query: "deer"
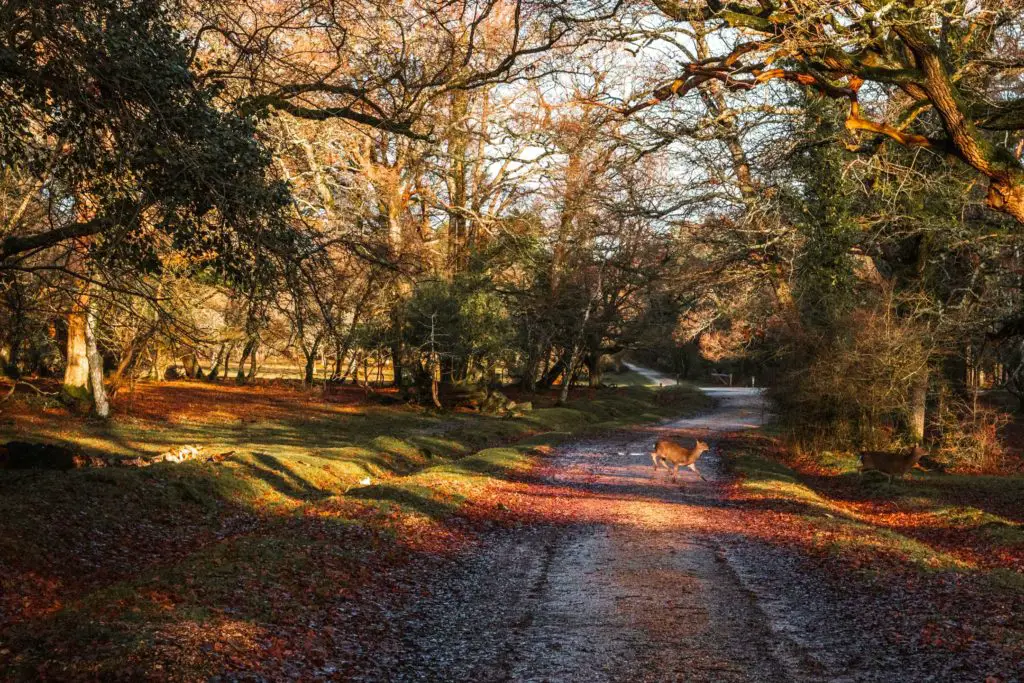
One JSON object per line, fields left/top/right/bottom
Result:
{"left": 858, "top": 445, "right": 927, "bottom": 482}
{"left": 652, "top": 438, "right": 710, "bottom": 482}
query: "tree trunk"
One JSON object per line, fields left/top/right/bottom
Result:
{"left": 183, "top": 352, "right": 204, "bottom": 380}
{"left": 84, "top": 304, "right": 109, "bottom": 418}
{"left": 222, "top": 344, "right": 233, "bottom": 380}
{"left": 910, "top": 370, "right": 928, "bottom": 443}
{"left": 247, "top": 343, "right": 258, "bottom": 381}
{"left": 448, "top": 88, "right": 471, "bottom": 272}
{"left": 521, "top": 339, "right": 548, "bottom": 392}
{"left": 559, "top": 268, "right": 603, "bottom": 404}
{"left": 539, "top": 351, "right": 568, "bottom": 390}
{"left": 375, "top": 349, "right": 385, "bottom": 384}
{"left": 207, "top": 342, "right": 229, "bottom": 381}
{"left": 303, "top": 354, "right": 316, "bottom": 385}
{"left": 585, "top": 353, "right": 603, "bottom": 388}
{"left": 391, "top": 342, "right": 403, "bottom": 388}
{"left": 108, "top": 327, "right": 156, "bottom": 396}
{"left": 63, "top": 296, "right": 91, "bottom": 402}
{"left": 429, "top": 352, "right": 442, "bottom": 409}
{"left": 303, "top": 333, "right": 322, "bottom": 386}
{"left": 340, "top": 353, "right": 359, "bottom": 383}
{"left": 333, "top": 341, "right": 344, "bottom": 379}
{"left": 558, "top": 346, "right": 581, "bottom": 405}
{"left": 453, "top": 355, "right": 471, "bottom": 384}
{"left": 235, "top": 337, "right": 257, "bottom": 383}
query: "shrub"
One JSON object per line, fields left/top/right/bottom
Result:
{"left": 768, "top": 305, "right": 929, "bottom": 451}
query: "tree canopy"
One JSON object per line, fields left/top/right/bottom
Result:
{"left": 638, "top": 0, "right": 1024, "bottom": 222}
{"left": 1, "top": 0, "right": 293, "bottom": 283}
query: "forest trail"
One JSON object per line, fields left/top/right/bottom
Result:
{"left": 365, "top": 383, "right": 837, "bottom": 682}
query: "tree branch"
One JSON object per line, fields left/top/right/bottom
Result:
{"left": 0, "top": 217, "right": 112, "bottom": 263}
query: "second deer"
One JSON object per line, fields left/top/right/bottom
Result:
{"left": 858, "top": 445, "right": 927, "bottom": 482}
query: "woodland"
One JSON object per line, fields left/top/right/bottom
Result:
{"left": 1, "top": 0, "right": 1023, "bottom": 679}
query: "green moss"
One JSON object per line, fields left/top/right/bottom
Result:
{"left": 61, "top": 383, "right": 92, "bottom": 403}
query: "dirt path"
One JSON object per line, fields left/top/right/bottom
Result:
{"left": 361, "top": 388, "right": 843, "bottom": 682}
{"left": 621, "top": 361, "right": 676, "bottom": 386}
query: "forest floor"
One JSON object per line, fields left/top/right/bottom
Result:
{"left": 0, "top": 373, "right": 1021, "bottom": 680}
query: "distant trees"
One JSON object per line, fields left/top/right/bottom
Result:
{"left": 6, "top": 0, "right": 1022, "bottom": 451}
{"left": 0, "top": 0, "right": 690, "bottom": 412}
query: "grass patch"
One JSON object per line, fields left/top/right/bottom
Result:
{"left": 723, "top": 441, "right": 1024, "bottom": 585}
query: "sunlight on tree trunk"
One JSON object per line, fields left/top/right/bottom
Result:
{"left": 63, "top": 300, "right": 90, "bottom": 402}
{"left": 910, "top": 371, "right": 928, "bottom": 444}
{"left": 84, "top": 304, "right": 109, "bottom": 418}
{"left": 63, "top": 291, "right": 109, "bottom": 418}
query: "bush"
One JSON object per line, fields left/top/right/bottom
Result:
{"left": 930, "top": 387, "right": 1010, "bottom": 472}
{"left": 768, "top": 306, "right": 929, "bottom": 451}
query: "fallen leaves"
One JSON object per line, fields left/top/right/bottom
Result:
{"left": 3, "top": 384, "right": 1020, "bottom": 680}
{"left": 713, "top": 434, "right": 1024, "bottom": 680}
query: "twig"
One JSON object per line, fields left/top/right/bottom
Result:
{"left": 0, "top": 380, "right": 60, "bottom": 404}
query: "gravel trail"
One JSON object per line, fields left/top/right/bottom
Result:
{"left": 364, "top": 387, "right": 840, "bottom": 682}
{"left": 340, "top": 377, "right": 1021, "bottom": 683}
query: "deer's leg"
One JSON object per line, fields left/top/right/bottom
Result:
{"left": 689, "top": 463, "right": 706, "bottom": 481}
{"left": 651, "top": 452, "right": 659, "bottom": 469}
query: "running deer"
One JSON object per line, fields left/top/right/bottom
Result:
{"left": 858, "top": 445, "right": 927, "bottom": 482}
{"left": 652, "top": 438, "right": 709, "bottom": 482}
